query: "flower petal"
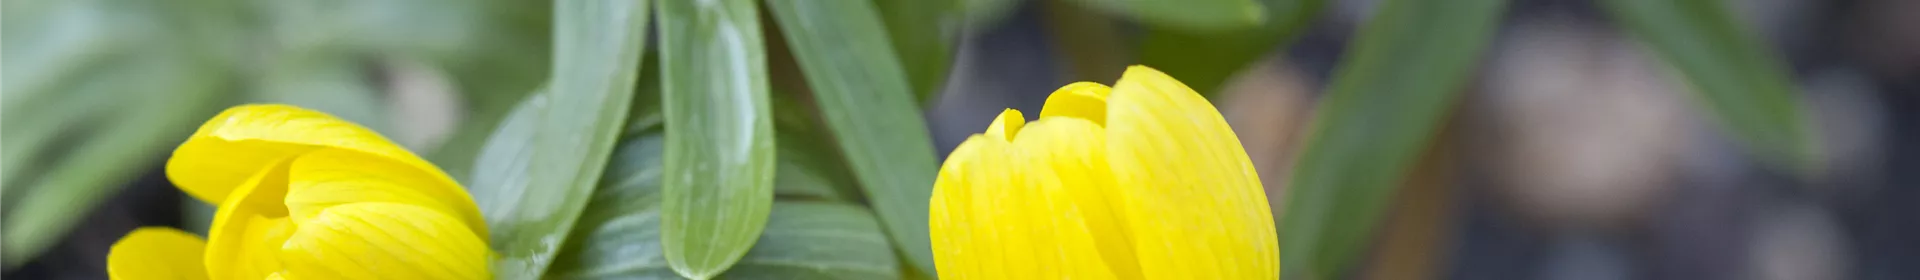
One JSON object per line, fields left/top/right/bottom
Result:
{"left": 278, "top": 202, "right": 490, "bottom": 280}
{"left": 165, "top": 104, "right": 443, "bottom": 206}
{"left": 284, "top": 149, "right": 486, "bottom": 236}
{"left": 982, "top": 109, "right": 1024, "bottom": 141}
{"left": 204, "top": 160, "right": 295, "bottom": 280}
{"left": 108, "top": 227, "right": 209, "bottom": 280}
{"left": 1104, "top": 65, "right": 1278, "bottom": 279}
{"left": 1038, "top": 82, "right": 1112, "bottom": 125}
{"left": 928, "top": 136, "right": 985, "bottom": 279}
{"left": 1011, "top": 117, "right": 1141, "bottom": 279}
{"left": 928, "top": 111, "right": 1119, "bottom": 280}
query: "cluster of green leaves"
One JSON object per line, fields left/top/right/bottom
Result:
{"left": 457, "top": 0, "right": 1330, "bottom": 279}
{"left": 462, "top": 0, "right": 951, "bottom": 279}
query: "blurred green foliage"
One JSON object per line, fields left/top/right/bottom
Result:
{"left": 1, "top": 0, "right": 549, "bottom": 268}
{"left": 1603, "top": 0, "right": 1816, "bottom": 173}
{"left": 1139, "top": 0, "right": 1327, "bottom": 95}
{"left": 1278, "top": 0, "right": 1507, "bottom": 278}
{"left": 3, "top": 0, "right": 232, "bottom": 264}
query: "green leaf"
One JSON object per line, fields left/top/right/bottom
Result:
{"left": 1278, "top": 0, "right": 1505, "bottom": 278}
{"left": 657, "top": 0, "right": 778, "bottom": 278}
{"left": 720, "top": 202, "right": 900, "bottom": 280}
{"left": 771, "top": 128, "right": 860, "bottom": 202}
{"left": 1069, "top": 0, "right": 1265, "bottom": 32}
{"left": 872, "top": 0, "right": 960, "bottom": 103}
{"left": 1601, "top": 0, "right": 1814, "bottom": 171}
{"left": 765, "top": 90, "right": 860, "bottom": 202}
{"left": 1139, "top": 0, "right": 1327, "bottom": 96}
{"left": 635, "top": 92, "right": 861, "bottom": 204}
{"left": 547, "top": 135, "right": 897, "bottom": 280}
{"left": 2, "top": 54, "right": 226, "bottom": 266}
{"left": 766, "top": 0, "right": 941, "bottom": 276}
{"left": 546, "top": 134, "right": 680, "bottom": 280}
{"left": 467, "top": 0, "right": 649, "bottom": 278}
{"left": 554, "top": 200, "right": 899, "bottom": 280}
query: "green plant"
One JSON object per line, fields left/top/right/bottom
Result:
{"left": 1, "top": 0, "right": 1815, "bottom": 279}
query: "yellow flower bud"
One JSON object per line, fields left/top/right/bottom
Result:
{"left": 108, "top": 105, "right": 490, "bottom": 280}
{"left": 930, "top": 66, "right": 1278, "bottom": 279}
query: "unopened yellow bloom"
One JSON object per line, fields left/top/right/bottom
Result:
{"left": 107, "top": 104, "right": 490, "bottom": 280}
{"left": 930, "top": 66, "right": 1278, "bottom": 279}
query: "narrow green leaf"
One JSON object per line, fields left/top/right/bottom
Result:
{"left": 1278, "top": 0, "right": 1505, "bottom": 278}
{"left": 1069, "top": 0, "right": 1266, "bottom": 32}
{"left": 2, "top": 55, "right": 225, "bottom": 265}
{"left": 548, "top": 134, "right": 895, "bottom": 280}
{"left": 766, "top": 0, "right": 941, "bottom": 275}
{"left": 1139, "top": 0, "right": 1327, "bottom": 96}
{"left": 872, "top": 0, "right": 960, "bottom": 103}
{"left": 658, "top": 0, "right": 778, "bottom": 278}
{"left": 1601, "top": 0, "right": 1813, "bottom": 171}
{"left": 467, "top": 0, "right": 649, "bottom": 278}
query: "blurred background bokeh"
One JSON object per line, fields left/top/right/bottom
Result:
{"left": 4, "top": 0, "right": 1916, "bottom": 279}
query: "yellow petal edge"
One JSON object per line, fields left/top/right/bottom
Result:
{"left": 108, "top": 228, "right": 209, "bottom": 280}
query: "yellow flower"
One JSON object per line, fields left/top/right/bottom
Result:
{"left": 929, "top": 66, "right": 1277, "bottom": 279}
{"left": 106, "top": 104, "right": 491, "bottom": 280}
